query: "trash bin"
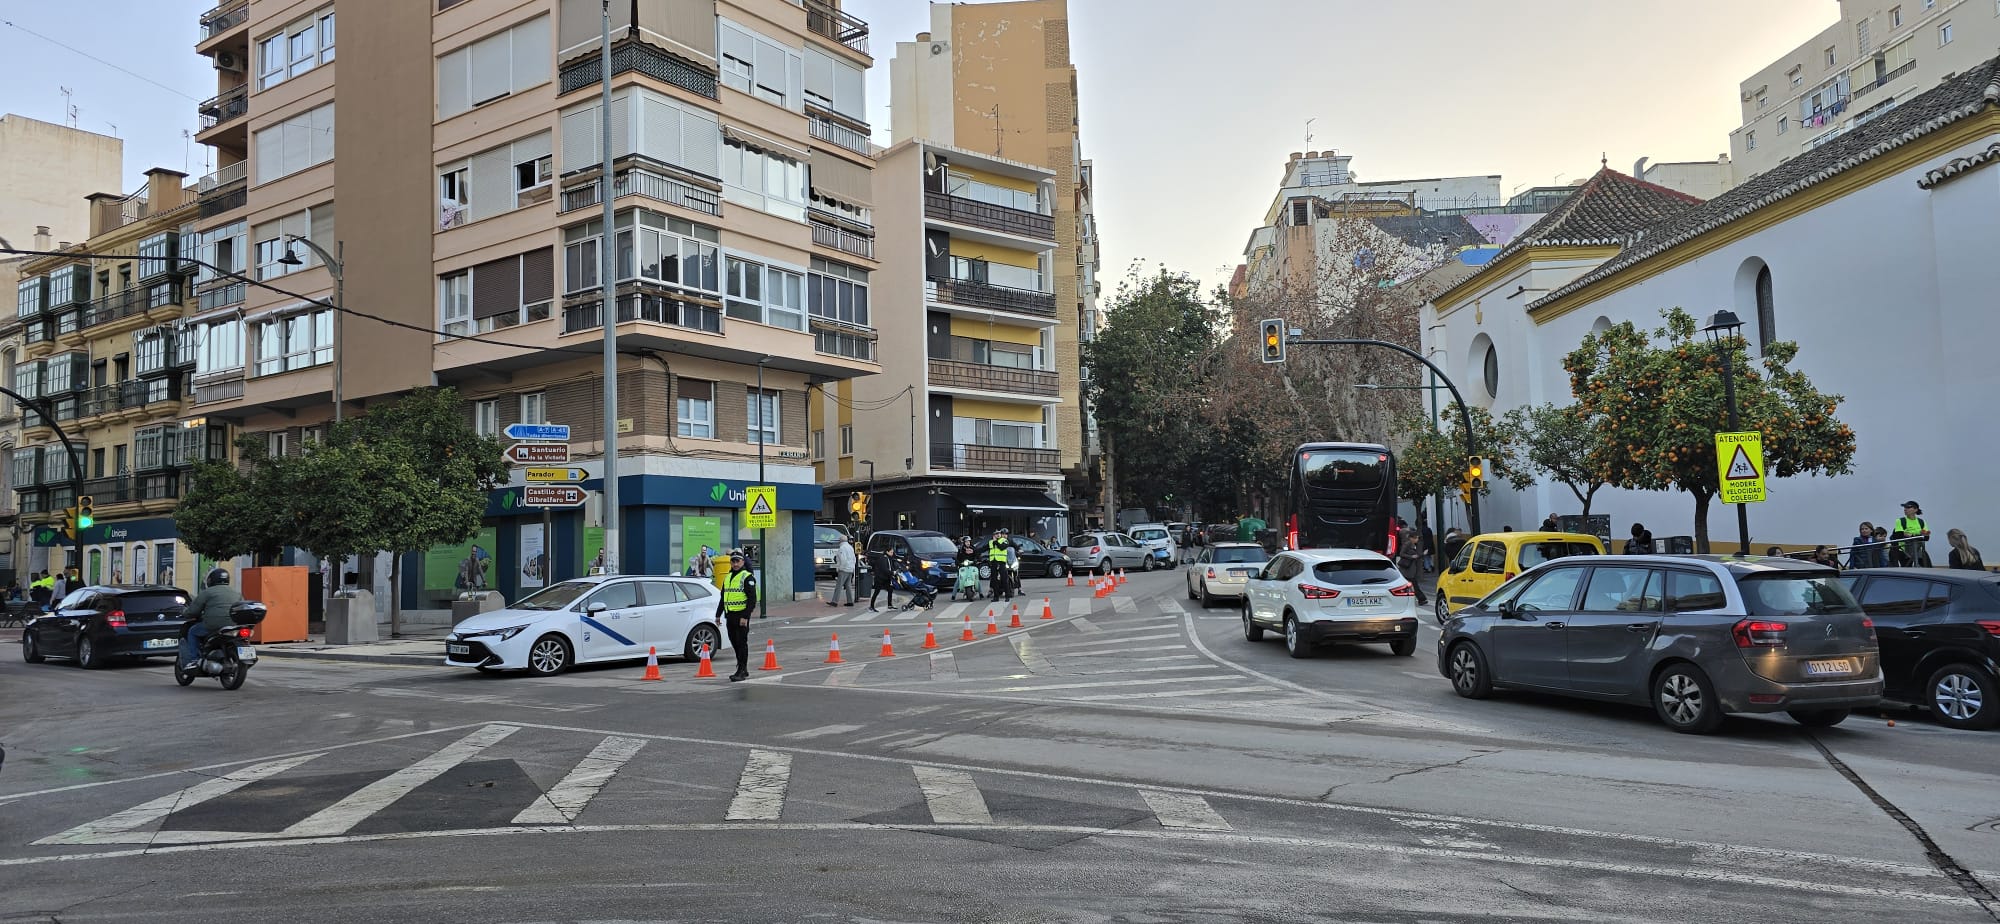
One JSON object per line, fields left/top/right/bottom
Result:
{"left": 451, "top": 591, "right": 506, "bottom": 625}
{"left": 326, "top": 589, "right": 377, "bottom": 645}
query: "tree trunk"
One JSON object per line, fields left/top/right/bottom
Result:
{"left": 1692, "top": 490, "right": 1713, "bottom": 554}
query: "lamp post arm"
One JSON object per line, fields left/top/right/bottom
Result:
{"left": 0, "top": 386, "right": 88, "bottom": 571}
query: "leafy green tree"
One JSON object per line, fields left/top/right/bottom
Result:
{"left": 176, "top": 437, "right": 294, "bottom": 564}
{"left": 1501, "top": 403, "right": 1611, "bottom": 516}
{"left": 1391, "top": 407, "right": 1520, "bottom": 508}
{"left": 1083, "top": 270, "right": 1224, "bottom": 516}
{"left": 1564, "top": 308, "right": 1856, "bottom": 551}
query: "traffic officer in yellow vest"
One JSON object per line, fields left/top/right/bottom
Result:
{"left": 716, "top": 550, "right": 758, "bottom": 681}
{"left": 986, "top": 528, "right": 1015, "bottom": 601}
{"left": 1894, "top": 500, "right": 1933, "bottom": 568}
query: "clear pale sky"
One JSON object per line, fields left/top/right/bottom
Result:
{"left": 2, "top": 1, "right": 1837, "bottom": 292}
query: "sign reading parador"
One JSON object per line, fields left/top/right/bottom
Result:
{"left": 743, "top": 485, "right": 778, "bottom": 530}
{"left": 1714, "top": 431, "right": 1766, "bottom": 504}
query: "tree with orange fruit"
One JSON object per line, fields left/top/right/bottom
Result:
{"left": 1563, "top": 308, "right": 1856, "bottom": 552}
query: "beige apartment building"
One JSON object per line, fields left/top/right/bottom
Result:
{"left": 181, "top": 0, "right": 882, "bottom": 607}
{"left": 1729, "top": 0, "right": 2000, "bottom": 183}
{"left": 0, "top": 114, "right": 124, "bottom": 250}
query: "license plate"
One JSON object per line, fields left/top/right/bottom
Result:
{"left": 1344, "top": 596, "right": 1385, "bottom": 607}
{"left": 1230, "top": 569, "right": 1256, "bottom": 577}
{"left": 1804, "top": 658, "right": 1853, "bottom": 677}
{"left": 447, "top": 643, "right": 471, "bottom": 656}
{"left": 236, "top": 646, "right": 256, "bottom": 660}
{"left": 142, "top": 638, "right": 176, "bottom": 649}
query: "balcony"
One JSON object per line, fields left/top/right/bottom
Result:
{"left": 811, "top": 316, "right": 875, "bottom": 361}
{"left": 80, "top": 471, "right": 183, "bottom": 507}
{"left": 198, "top": 161, "right": 247, "bottom": 195}
{"left": 924, "top": 191, "right": 1055, "bottom": 241}
{"left": 930, "top": 444, "right": 1059, "bottom": 476}
{"left": 928, "top": 359, "right": 1060, "bottom": 397}
{"left": 196, "top": 280, "right": 247, "bottom": 313}
{"left": 929, "top": 277, "right": 1057, "bottom": 318}
{"left": 198, "top": 85, "right": 248, "bottom": 131}
{"left": 82, "top": 285, "right": 173, "bottom": 331}
{"left": 810, "top": 217, "right": 874, "bottom": 259}
{"left": 199, "top": 0, "right": 249, "bottom": 39}
{"left": 562, "top": 288, "right": 724, "bottom": 336}
{"left": 808, "top": 113, "right": 871, "bottom": 156}
{"left": 559, "top": 37, "right": 716, "bottom": 100}
{"left": 560, "top": 163, "right": 722, "bottom": 217}
{"left": 200, "top": 185, "right": 247, "bottom": 219}
{"left": 804, "top": 0, "right": 870, "bottom": 55}
{"left": 192, "top": 370, "right": 246, "bottom": 406}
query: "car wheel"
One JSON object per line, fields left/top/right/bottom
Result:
{"left": 1284, "top": 614, "right": 1311, "bottom": 659}
{"left": 1654, "top": 663, "right": 1724, "bottom": 734}
{"left": 685, "top": 623, "right": 723, "bottom": 663}
{"left": 76, "top": 634, "right": 102, "bottom": 670}
{"left": 1141, "top": 556, "right": 1156, "bottom": 573}
{"left": 1787, "top": 708, "right": 1850, "bottom": 728}
{"left": 1047, "top": 561, "right": 1066, "bottom": 579}
{"left": 1187, "top": 580, "right": 1198, "bottom": 601}
{"left": 22, "top": 632, "right": 44, "bottom": 664}
{"left": 1434, "top": 595, "right": 1450, "bottom": 624}
{"left": 1390, "top": 636, "right": 1418, "bottom": 657}
{"left": 526, "top": 634, "right": 573, "bottom": 677}
{"left": 1200, "top": 584, "right": 1216, "bottom": 609}
{"left": 1447, "top": 642, "right": 1491, "bottom": 698}
{"left": 1927, "top": 664, "right": 1998, "bottom": 730}
{"left": 1242, "top": 604, "right": 1264, "bottom": 642}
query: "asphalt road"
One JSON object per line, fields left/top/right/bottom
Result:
{"left": 2, "top": 569, "right": 1996, "bottom": 923}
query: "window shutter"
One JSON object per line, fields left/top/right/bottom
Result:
{"left": 280, "top": 119, "right": 311, "bottom": 179}
{"left": 805, "top": 48, "right": 835, "bottom": 101}
{"left": 561, "top": 106, "right": 600, "bottom": 172}
{"left": 470, "top": 33, "right": 511, "bottom": 104}
{"left": 514, "top": 131, "right": 552, "bottom": 165}
{"left": 810, "top": 155, "right": 871, "bottom": 206}
{"left": 679, "top": 106, "right": 720, "bottom": 178}
{"left": 473, "top": 256, "right": 521, "bottom": 319}
{"left": 608, "top": 90, "right": 632, "bottom": 159}
{"left": 510, "top": 15, "right": 551, "bottom": 93}
{"left": 642, "top": 96, "right": 682, "bottom": 166}
{"left": 679, "top": 379, "right": 713, "bottom": 402}
{"left": 521, "top": 247, "right": 554, "bottom": 304}
{"left": 311, "top": 104, "right": 336, "bottom": 164}
{"left": 469, "top": 147, "right": 513, "bottom": 220}
{"left": 439, "top": 49, "right": 470, "bottom": 117}
{"left": 309, "top": 205, "right": 335, "bottom": 252}
{"left": 754, "top": 39, "right": 786, "bottom": 93}
{"left": 254, "top": 125, "right": 280, "bottom": 184}
{"left": 833, "top": 59, "right": 865, "bottom": 120}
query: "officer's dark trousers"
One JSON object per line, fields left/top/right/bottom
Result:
{"left": 726, "top": 614, "right": 751, "bottom": 675}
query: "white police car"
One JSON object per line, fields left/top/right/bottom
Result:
{"left": 445, "top": 575, "right": 728, "bottom": 676}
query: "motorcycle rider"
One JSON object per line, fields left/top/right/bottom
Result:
{"left": 179, "top": 567, "right": 243, "bottom": 671}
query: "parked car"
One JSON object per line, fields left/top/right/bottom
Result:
{"left": 1242, "top": 549, "right": 1420, "bottom": 657}
{"left": 1065, "top": 531, "right": 1150, "bottom": 575}
{"left": 21, "top": 585, "right": 195, "bottom": 669}
{"left": 971, "top": 534, "right": 1070, "bottom": 580}
{"left": 1839, "top": 568, "right": 2000, "bottom": 730}
{"left": 813, "top": 523, "right": 850, "bottom": 577}
{"left": 1186, "top": 542, "right": 1271, "bottom": 607}
{"left": 865, "top": 530, "right": 962, "bottom": 585}
{"left": 1437, "top": 556, "right": 1883, "bottom": 734}
{"left": 1435, "top": 531, "right": 1606, "bottom": 621}
{"left": 446, "top": 575, "right": 725, "bottom": 676}
{"left": 1128, "top": 523, "right": 1178, "bottom": 568}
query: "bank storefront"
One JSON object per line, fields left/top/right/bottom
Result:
{"left": 32, "top": 516, "right": 194, "bottom": 592}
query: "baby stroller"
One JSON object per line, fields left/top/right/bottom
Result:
{"left": 894, "top": 566, "right": 942, "bottom": 611}
{"left": 952, "top": 562, "right": 982, "bottom": 602}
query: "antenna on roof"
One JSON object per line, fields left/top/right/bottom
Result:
{"left": 1304, "top": 117, "right": 1315, "bottom": 145}
{"left": 59, "top": 86, "right": 77, "bottom": 127}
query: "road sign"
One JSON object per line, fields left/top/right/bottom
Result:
{"left": 506, "top": 443, "right": 571, "bottom": 465}
{"left": 1715, "top": 431, "right": 1766, "bottom": 504}
{"left": 744, "top": 485, "right": 778, "bottom": 530}
{"left": 525, "top": 467, "right": 587, "bottom": 483}
{"left": 522, "top": 485, "right": 588, "bottom": 508}
{"left": 504, "top": 423, "right": 571, "bottom": 441}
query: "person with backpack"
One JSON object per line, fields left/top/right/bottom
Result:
{"left": 1892, "top": 501, "right": 1933, "bottom": 568}
{"left": 1624, "top": 523, "right": 1655, "bottom": 556}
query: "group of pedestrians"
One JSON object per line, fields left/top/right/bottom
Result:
{"left": 1833, "top": 501, "right": 1983, "bottom": 571}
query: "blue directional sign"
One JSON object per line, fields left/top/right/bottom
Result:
{"left": 503, "top": 423, "right": 570, "bottom": 441}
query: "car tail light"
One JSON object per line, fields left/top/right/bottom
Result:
{"left": 1503, "top": 571, "right": 1516, "bottom": 581}
{"left": 1287, "top": 515, "right": 1299, "bottom": 551}
{"left": 1732, "top": 619, "right": 1789, "bottom": 648}
{"left": 1385, "top": 526, "right": 1398, "bottom": 557}
{"left": 1298, "top": 583, "right": 1341, "bottom": 600}
{"left": 1862, "top": 617, "right": 1877, "bottom": 641}
{"left": 1389, "top": 584, "right": 1416, "bottom": 597}
{"left": 1206, "top": 568, "right": 1217, "bottom": 579}
{"left": 1747, "top": 694, "right": 1786, "bottom": 705}
{"left": 1977, "top": 620, "right": 2000, "bottom": 639}
{"left": 1091, "top": 546, "right": 1101, "bottom": 555}
{"left": 105, "top": 609, "right": 126, "bottom": 628}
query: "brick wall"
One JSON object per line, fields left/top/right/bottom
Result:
{"left": 715, "top": 380, "right": 748, "bottom": 443}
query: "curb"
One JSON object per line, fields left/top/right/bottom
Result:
{"left": 256, "top": 648, "right": 438, "bottom": 667}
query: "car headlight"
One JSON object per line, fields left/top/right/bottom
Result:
{"left": 462, "top": 623, "right": 531, "bottom": 641}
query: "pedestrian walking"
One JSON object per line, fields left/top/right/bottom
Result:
{"left": 1418, "top": 517, "right": 1436, "bottom": 573}
{"left": 866, "top": 544, "right": 897, "bottom": 612}
{"left": 1947, "top": 529, "right": 1985, "bottom": 571}
{"left": 826, "top": 538, "right": 857, "bottom": 606}
{"left": 718, "top": 551, "right": 757, "bottom": 681}
{"left": 52, "top": 571, "right": 69, "bottom": 600}
{"left": 1395, "top": 522, "right": 1428, "bottom": 605}
{"left": 1892, "top": 501, "right": 1933, "bottom": 567}
{"left": 1623, "top": 523, "right": 1656, "bottom": 556}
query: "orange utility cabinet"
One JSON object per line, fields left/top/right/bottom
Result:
{"left": 242, "top": 566, "right": 309, "bottom": 643}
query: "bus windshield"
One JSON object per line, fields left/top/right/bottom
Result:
{"left": 1300, "top": 450, "right": 1386, "bottom": 491}
{"left": 1287, "top": 443, "right": 1397, "bottom": 555}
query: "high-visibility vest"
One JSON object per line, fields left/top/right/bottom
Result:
{"left": 987, "top": 539, "right": 1009, "bottom": 563}
{"left": 1896, "top": 517, "right": 1928, "bottom": 556}
{"left": 721, "top": 570, "right": 751, "bottom": 612}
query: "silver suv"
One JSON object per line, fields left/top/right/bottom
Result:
{"left": 1126, "top": 523, "right": 1178, "bottom": 570}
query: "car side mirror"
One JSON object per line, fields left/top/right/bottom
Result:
{"left": 586, "top": 601, "right": 609, "bottom": 615}
{"left": 1496, "top": 599, "right": 1521, "bottom": 620}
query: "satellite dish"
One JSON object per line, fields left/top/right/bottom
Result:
{"left": 926, "top": 238, "right": 942, "bottom": 257}
{"left": 930, "top": 42, "right": 946, "bottom": 55}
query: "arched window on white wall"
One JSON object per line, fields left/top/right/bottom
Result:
{"left": 1734, "top": 257, "right": 1775, "bottom": 355}
{"left": 1591, "top": 316, "right": 1613, "bottom": 336}
{"left": 1468, "top": 333, "right": 1498, "bottom": 406}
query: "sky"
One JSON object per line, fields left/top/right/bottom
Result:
{"left": 1, "top": 0, "right": 1838, "bottom": 293}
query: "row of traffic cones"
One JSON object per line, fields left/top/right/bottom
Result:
{"left": 650, "top": 595, "right": 1070, "bottom": 680}
{"left": 1089, "top": 569, "right": 1127, "bottom": 599}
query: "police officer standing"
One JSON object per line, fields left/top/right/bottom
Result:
{"left": 716, "top": 551, "right": 758, "bottom": 681}
{"left": 986, "top": 529, "right": 1015, "bottom": 601}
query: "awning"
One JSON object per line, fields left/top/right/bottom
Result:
{"left": 944, "top": 487, "right": 1069, "bottom": 515}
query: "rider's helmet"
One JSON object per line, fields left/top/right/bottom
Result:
{"left": 206, "top": 566, "right": 231, "bottom": 587}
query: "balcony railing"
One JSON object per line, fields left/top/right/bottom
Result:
{"left": 928, "top": 359, "right": 1060, "bottom": 397}
{"left": 200, "top": 0, "right": 249, "bottom": 38}
{"left": 929, "top": 277, "right": 1057, "bottom": 317}
{"left": 198, "top": 160, "right": 247, "bottom": 193}
{"left": 811, "top": 316, "right": 875, "bottom": 361}
{"left": 810, "top": 218, "right": 874, "bottom": 258}
{"left": 200, "top": 185, "right": 247, "bottom": 218}
{"left": 80, "top": 472, "right": 183, "bottom": 506}
{"left": 930, "top": 443, "right": 1059, "bottom": 476}
{"left": 192, "top": 370, "right": 245, "bottom": 406}
{"left": 197, "top": 280, "right": 246, "bottom": 312}
{"left": 82, "top": 285, "right": 171, "bottom": 329}
{"left": 924, "top": 191, "right": 1055, "bottom": 240}
{"left": 808, "top": 113, "right": 871, "bottom": 155}
{"left": 81, "top": 382, "right": 149, "bottom": 418}
{"left": 562, "top": 289, "right": 725, "bottom": 336}
{"left": 804, "top": 0, "right": 870, "bottom": 54}
{"left": 560, "top": 165, "right": 722, "bottom": 217}
{"left": 560, "top": 37, "right": 717, "bottom": 100}
{"left": 199, "top": 85, "right": 249, "bottom": 131}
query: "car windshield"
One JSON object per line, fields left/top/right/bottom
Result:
{"left": 1132, "top": 528, "right": 1168, "bottom": 541}
{"left": 905, "top": 535, "right": 958, "bottom": 561}
{"left": 513, "top": 581, "right": 597, "bottom": 611}
{"left": 1741, "top": 574, "right": 1863, "bottom": 617}
{"left": 1518, "top": 542, "right": 1599, "bottom": 569}
{"left": 813, "top": 526, "right": 846, "bottom": 546}
{"left": 120, "top": 591, "right": 190, "bottom": 613}
{"left": 1213, "top": 547, "right": 1268, "bottom": 565}
{"left": 1312, "top": 559, "right": 1403, "bottom": 585}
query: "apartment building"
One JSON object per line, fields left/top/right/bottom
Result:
{"left": 1728, "top": 0, "right": 2000, "bottom": 183}
{"left": 0, "top": 114, "right": 123, "bottom": 249}
{"left": 10, "top": 169, "right": 210, "bottom": 592}
{"left": 188, "top": 0, "right": 881, "bottom": 607}
{"left": 885, "top": 0, "right": 1101, "bottom": 531}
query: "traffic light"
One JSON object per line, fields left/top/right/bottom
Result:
{"left": 849, "top": 491, "right": 869, "bottom": 522}
{"left": 1259, "top": 318, "right": 1286, "bottom": 364}
{"left": 76, "top": 496, "right": 95, "bottom": 530}
{"left": 61, "top": 507, "right": 79, "bottom": 539}
{"left": 1458, "top": 462, "right": 1483, "bottom": 506}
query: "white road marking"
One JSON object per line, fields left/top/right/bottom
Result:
{"left": 1041, "top": 632, "right": 1181, "bottom": 652}
{"left": 933, "top": 602, "right": 970, "bottom": 625}
{"left": 823, "top": 665, "right": 866, "bottom": 687}
{"left": 1158, "top": 600, "right": 1186, "bottom": 616}
{"left": 1060, "top": 644, "right": 1190, "bottom": 657}
{"left": 1112, "top": 597, "right": 1138, "bottom": 614}
{"left": 1141, "top": 790, "right": 1231, "bottom": 830}
{"left": 959, "top": 675, "right": 1237, "bottom": 694}
{"left": 510, "top": 735, "right": 645, "bottom": 825}
{"left": 1396, "top": 817, "right": 1499, "bottom": 851}
{"left": 1069, "top": 617, "right": 1104, "bottom": 633}
{"left": 912, "top": 766, "right": 992, "bottom": 824}
{"left": 778, "top": 723, "right": 867, "bottom": 740}
{"left": 35, "top": 753, "right": 325, "bottom": 846}
{"left": 281, "top": 724, "right": 519, "bottom": 837}
{"left": 725, "top": 750, "right": 792, "bottom": 821}
{"left": 1065, "top": 685, "right": 1274, "bottom": 702}
{"left": 807, "top": 612, "right": 844, "bottom": 624}
{"left": 847, "top": 609, "right": 885, "bottom": 623}
{"left": 1057, "top": 664, "right": 1230, "bottom": 677}
{"left": 1067, "top": 597, "right": 1093, "bottom": 616}
{"left": 1009, "top": 636, "right": 1057, "bottom": 674}
{"left": 929, "top": 651, "right": 958, "bottom": 681}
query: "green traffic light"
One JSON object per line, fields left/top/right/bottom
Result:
{"left": 77, "top": 513, "right": 93, "bottom": 529}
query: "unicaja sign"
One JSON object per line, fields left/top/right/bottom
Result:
{"left": 710, "top": 483, "right": 746, "bottom": 503}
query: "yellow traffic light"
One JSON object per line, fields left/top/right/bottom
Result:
{"left": 76, "top": 495, "right": 95, "bottom": 530}
{"left": 850, "top": 492, "right": 869, "bottom": 521}
{"left": 1259, "top": 319, "right": 1286, "bottom": 364}
{"left": 61, "top": 506, "right": 78, "bottom": 539}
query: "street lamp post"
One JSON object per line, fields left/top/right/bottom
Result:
{"left": 756, "top": 356, "right": 768, "bottom": 619}
{"left": 276, "top": 237, "right": 342, "bottom": 422}
{"left": 1703, "top": 310, "right": 1752, "bottom": 557}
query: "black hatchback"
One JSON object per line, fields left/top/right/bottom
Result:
{"left": 21, "top": 585, "right": 194, "bottom": 669}
{"left": 1839, "top": 569, "right": 2000, "bottom": 730}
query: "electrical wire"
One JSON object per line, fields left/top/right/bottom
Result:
{"left": 2, "top": 19, "right": 202, "bottom": 102}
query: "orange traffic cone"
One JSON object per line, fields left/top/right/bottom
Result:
{"left": 1118, "top": 568, "right": 1127, "bottom": 586}
{"left": 759, "top": 638, "right": 781, "bottom": 671}
{"left": 694, "top": 643, "right": 716, "bottom": 678}
{"left": 642, "top": 646, "right": 663, "bottom": 681}
{"left": 922, "top": 622, "right": 939, "bottom": 649}
{"left": 961, "top": 613, "right": 976, "bottom": 641}
{"left": 1041, "top": 598, "right": 1054, "bottom": 620}
{"left": 985, "top": 608, "right": 1000, "bottom": 635}
{"left": 825, "top": 633, "right": 845, "bottom": 664}
{"left": 879, "top": 629, "right": 895, "bottom": 657}
{"left": 1065, "top": 571, "right": 1075, "bottom": 588}
{"left": 1009, "top": 604, "right": 1023, "bottom": 628}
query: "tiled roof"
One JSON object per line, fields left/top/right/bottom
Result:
{"left": 1491, "top": 168, "right": 1704, "bottom": 258}
{"left": 1533, "top": 55, "right": 2000, "bottom": 311}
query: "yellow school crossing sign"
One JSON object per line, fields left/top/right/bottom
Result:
{"left": 1715, "top": 431, "right": 1766, "bottom": 504}
{"left": 744, "top": 485, "right": 778, "bottom": 530}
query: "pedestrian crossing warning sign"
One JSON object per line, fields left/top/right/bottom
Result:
{"left": 744, "top": 485, "right": 778, "bottom": 530}
{"left": 1715, "top": 431, "right": 1766, "bottom": 504}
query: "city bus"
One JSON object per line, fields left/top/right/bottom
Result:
{"left": 1284, "top": 442, "right": 1399, "bottom": 555}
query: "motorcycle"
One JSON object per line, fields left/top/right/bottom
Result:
{"left": 175, "top": 601, "right": 267, "bottom": 691}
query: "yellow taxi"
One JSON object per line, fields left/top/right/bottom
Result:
{"left": 1434, "top": 531, "right": 1606, "bottom": 620}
